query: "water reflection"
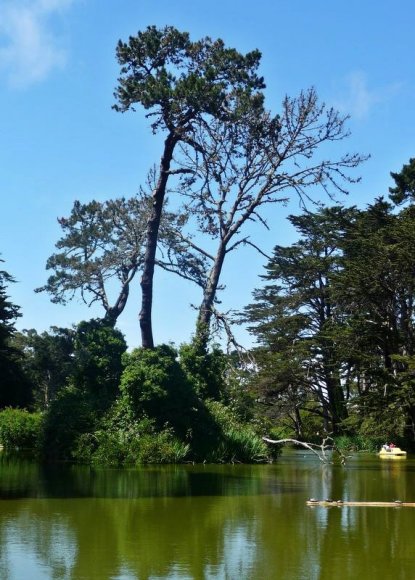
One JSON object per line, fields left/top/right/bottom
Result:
{"left": 0, "top": 455, "right": 296, "bottom": 500}
{"left": 0, "top": 452, "right": 415, "bottom": 578}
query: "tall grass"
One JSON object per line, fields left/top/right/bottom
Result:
{"left": 204, "top": 400, "right": 270, "bottom": 463}
{"left": 334, "top": 434, "right": 383, "bottom": 453}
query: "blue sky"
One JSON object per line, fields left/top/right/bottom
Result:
{"left": 1, "top": 0, "right": 414, "bottom": 349}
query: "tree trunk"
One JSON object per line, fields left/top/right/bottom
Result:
{"left": 293, "top": 406, "right": 303, "bottom": 439}
{"left": 105, "top": 274, "right": 133, "bottom": 327}
{"left": 326, "top": 376, "right": 347, "bottom": 434}
{"left": 195, "top": 243, "right": 226, "bottom": 350}
{"left": 140, "top": 132, "right": 178, "bottom": 348}
{"left": 404, "top": 405, "right": 415, "bottom": 443}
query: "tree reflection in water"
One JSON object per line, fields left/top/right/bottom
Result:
{"left": 0, "top": 453, "right": 415, "bottom": 578}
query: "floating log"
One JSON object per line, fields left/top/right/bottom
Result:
{"left": 307, "top": 499, "right": 415, "bottom": 507}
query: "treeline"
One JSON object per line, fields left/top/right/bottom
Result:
{"left": 2, "top": 158, "right": 415, "bottom": 458}
{"left": 244, "top": 158, "right": 415, "bottom": 448}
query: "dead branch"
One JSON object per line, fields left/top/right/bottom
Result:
{"left": 263, "top": 436, "right": 349, "bottom": 464}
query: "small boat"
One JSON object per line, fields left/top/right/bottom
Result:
{"left": 378, "top": 446, "right": 407, "bottom": 458}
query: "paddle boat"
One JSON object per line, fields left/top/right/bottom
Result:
{"left": 378, "top": 444, "right": 407, "bottom": 458}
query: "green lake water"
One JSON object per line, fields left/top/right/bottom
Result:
{"left": 0, "top": 450, "right": 415, "bottom": 579}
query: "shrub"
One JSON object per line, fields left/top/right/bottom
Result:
{"left": 120, "top": 344, "right": 198, "bottom": 437}
{"left": 136, "top": 429, "right": 190, "bottom": 464}
{"left": 40, "top": 386, "right": 95, "bottom": 460}
{"left": 72, "top": 404, "right": 190, "bottom": 466}
{"left": 0, "top": 408, "right": 43, "bottom": 449}
{"left": 179, "top": 341, "right": 226, "bottom": 400}
{"left": 39, "top": 320, "right": 128, "bottom": 461}
{"left": 71, "top": 319, "right": 127, "bottom": 410}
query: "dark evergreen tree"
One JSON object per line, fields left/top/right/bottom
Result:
{"left": 0, "top": 258, "right": 32, "bottom": 408}
{"left": 243, "top": 207, "right": 355, "bottom": 435}
{"left": 16, "top": 327, "right": 75, "bottom": 409}
{"left": 389, "top": 158, "right": 415, "bottom": 205}
{"left": 244, "top": 191, "right": 415, "bottom": 444}
{"left": 335, "top": 199, "right": 415, "bottom": 440}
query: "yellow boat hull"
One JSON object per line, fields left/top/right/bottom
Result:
{"left": 379, "top": 447, "right": 407, "bottom": 458}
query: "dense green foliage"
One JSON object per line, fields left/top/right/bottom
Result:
{"left": 39, "top": 320, "right": 127, "bottom": 459}
{"left": 203, "top": 400, "right": 270, "bottom": 463}
{"left": 0, "top": 408, "right": 43, "bottom": 449}
{"left": 244, "top": 207, "right": 352, "bottom": 436}
{"left": 389, "top": 157, "right": 415, "bottom": 205}
{"left": 72, "top": 409, "right": 190, "bottom": 466}
{"left": 71, "top": 319, "right": 127, "bottom": 408}
{"left": 119, "top": 345, "right": 199, "bottom": 436}
{"left": 179, "top": 339, "right": 227, "bottom": 400}
{"left": 41, "top": 386, "right": 97, "bottom": 460}
{"left": 77, "top": 344, "right": 270, "bottom": 465}
{"left": 15, "top": 327, "right": 74, "bottom": 409}
{"left": 33, "top": 338, "right": 271, "bottom": 464}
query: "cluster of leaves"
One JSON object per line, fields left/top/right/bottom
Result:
{"left": 38, "top": 320, "right": 127, "bottom": 459}
{"left": 179, "top": 335, "right": 227, "bottom": 400}
{"left": 15, "top": 326, "right": 74, "bottom": 409}
{"left": 119, "top": 344, "right": 200, "bottom": 437}
{"left": 333, "top": 435, "right": 385, "bottom": 454}
{"left": 1, "top": 284, "right": 270, "bottom": 464}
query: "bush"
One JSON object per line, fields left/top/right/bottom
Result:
{"left": 71, "top": 387, "right": 271, "bottom": 465}
{"left": 0, "top": 408, "right": 43, "bottom": 449}
{"left": 41, "top": 341, "right": 272, "bottom": 465}
{"left": 120, "top": 344, "right": 199, "bottom": 437}
{"left": 72, "top": 402, "right": 190, "bottom": 466}
{"left": 136, "top": 429, "right": 190, "bottom": 464}
{"left": 71, "top": 319, "right": 127, "bottom": 410}
{"left": 40, "top": 386, "right": 96, "bottom": 460}
{"left": 38, "top": 320, "right": 128, "bottom": 460}
{"left": 179, "top": 341, "right": 226, "bottom": 400}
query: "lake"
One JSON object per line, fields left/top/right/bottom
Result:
{"left": 0, "top": 450, "right": 414, "bottom": 579}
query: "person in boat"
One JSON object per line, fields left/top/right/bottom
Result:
{"left": 389, "top": 442, "right": 396, "bottom": 448}
{"left": 382, "top": 444, "right": 391, "bottom": 451}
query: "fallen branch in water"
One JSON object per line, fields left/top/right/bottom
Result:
{"left": 262, "top": 437, "right": 349, "bottom": 464}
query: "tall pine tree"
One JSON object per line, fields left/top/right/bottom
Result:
{"left": 0, "top": 258, "right": 32, "bottom": 408}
